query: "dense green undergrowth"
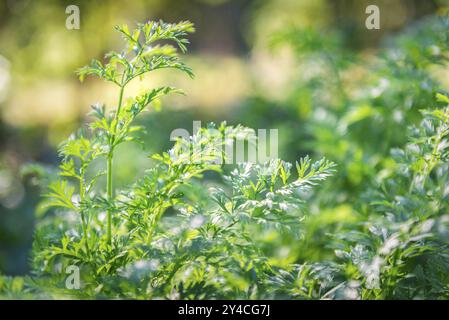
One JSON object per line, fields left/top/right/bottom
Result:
{"left": 1, "top": 17, "right": 449, "bottom": 299}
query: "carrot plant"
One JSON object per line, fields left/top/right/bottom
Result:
{"left": 12, "top": 20, "right": 335, "bottom": 299}
{"left": 268, "top": 101, "right": 449, "bottom": 299}
{"left": 76, "top": 20, "right": 195, "bottom": 246}
{"left": 253, "top": 15, "right": 449, "bottom": 299}
{"left": 6, "top": 15, "right": 447, "bottom": 300}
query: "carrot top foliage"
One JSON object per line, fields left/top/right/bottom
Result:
{"left": 1, "top": 16, "right": 449, "bottom": 299}
{"left": 0, "top": 20, "right": 334, "bottom": 299}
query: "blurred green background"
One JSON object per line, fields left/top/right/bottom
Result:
{"left": 0, "top": 0, "right": 446, "bottom": 275}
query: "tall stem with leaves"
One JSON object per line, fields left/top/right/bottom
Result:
{"left": 106, "top": 84, "right": 124, "bottom": 243}
{"left": 75, "top": 20, "right": 195, "bottom": 245}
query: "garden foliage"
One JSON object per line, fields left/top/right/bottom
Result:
{"left": 1, "top": 17, "right": 449, "bottom": 299}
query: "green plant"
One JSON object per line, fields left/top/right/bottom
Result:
{"left": 326, "top": 102, "right": 449, "bottom": 299}
{"left": 252, "top": 16, "right": 449, "bottom": 299}
{"left": 15, "top": 20, "right": 335, "bottom": 299}
{"left": 5, "top": 14, "right": 448, "bottom": 300}
{"left": 76, "top": 20, "right": 195, "bottom": 246}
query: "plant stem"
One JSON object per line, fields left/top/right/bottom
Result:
{"left": 81, "top": 213, "right": 90, "bottom": 256}
{"left": 79, "top": 175, "right": 90, "bottom": 257}
{"left": 115, "top": 85, "right": 125, "bottom": 122}
{"left": 106, "top": 84, "right": 125, "bottom": 245}
{"left": 106, "top": 154, "right": 113, "bottom": 244}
